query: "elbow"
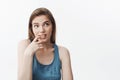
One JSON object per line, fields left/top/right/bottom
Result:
{"left": 17, "top": 72, "right": 25, "bottom": 80}
{"left": 17, "top": 73, "right": 32, "bottom": 80}
{"left": 17, "top": 74, "right": 23, "bottom": 80}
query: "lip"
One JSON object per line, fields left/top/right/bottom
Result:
{"left": 38, "top": 34, "right": 46, "bottom": 39}
{"left": 37, "top": 34, "right": 46, "bottom": 36}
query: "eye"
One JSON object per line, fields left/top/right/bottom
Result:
{"left": 44, "top": 22, "right": 50, "bottom": 27}
{"left": 33, "top": 25, "right": 39, "bottom": 28}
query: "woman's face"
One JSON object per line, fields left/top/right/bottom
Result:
{"left": 32, "top": 15, "right": 52, "bottom": 43}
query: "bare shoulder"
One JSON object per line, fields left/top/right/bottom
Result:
{"left": 58, "top": 45, "right": 69, "bottom": 54}
{"left": 18, "top": 39, "right": 30, "bottom": 48}
{"left": 57, "top": 45, "right": 70, "bottom": 60}
{"left": 17, "top": 39, "right": 31, "bottom": 54}
{"left": 58, "top": 45, "right": 73, "bottom": 79}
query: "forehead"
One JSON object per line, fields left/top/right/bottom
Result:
{"left": 32, "top": 15, "right": 50, "bottom": 24}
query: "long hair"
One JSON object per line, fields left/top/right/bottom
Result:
{"left": 28, "top": 7, "right": 56, "bottom": 43}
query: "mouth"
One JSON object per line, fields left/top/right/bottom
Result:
{"left": 39, "top": 34, "right": 46, "bottom": 39}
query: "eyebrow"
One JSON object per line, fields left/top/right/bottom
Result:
{"left": 43, "top": 21, "right": 50, "bottom": 23}
{"left": 32, "top": 23, "right": 38, "bottom": 25}
{"left": 32, "top": 20, "right": 50, "bottom": 25}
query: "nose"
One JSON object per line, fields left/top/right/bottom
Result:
{"left": 39, "top": 26, "right": 45, "bottom": 33}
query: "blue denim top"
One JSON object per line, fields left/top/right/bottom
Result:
{"left": 32, "top": 44, "right": 61, "bottom": 80}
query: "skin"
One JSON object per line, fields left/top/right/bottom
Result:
{"left": 17, "top": 15, "right": 73, "bottom": 80}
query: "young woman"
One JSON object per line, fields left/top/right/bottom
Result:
{"left": 18, "top": 7, "right": 73, "bottom": 80}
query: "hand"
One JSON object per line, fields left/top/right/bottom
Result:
{"left": 24, "top": 36, "right": 43, "bottom": 56}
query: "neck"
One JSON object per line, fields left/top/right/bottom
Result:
{"left": 39, "top": 42, "right": 54, "bottom": 52}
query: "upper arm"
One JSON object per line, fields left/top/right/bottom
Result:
{"left": 17, "top": 39, "right": 30, "bottom": 75}
{"left": 59, "top": 46, "right": 73, "bottom": 80}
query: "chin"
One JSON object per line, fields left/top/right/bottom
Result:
{"left": 41, "top": 39, "right": 50, "bottom": 43}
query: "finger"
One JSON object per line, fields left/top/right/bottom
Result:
{"left": 37, "top": 43, "right": 44, "bottom": 49}
{"left": 35, "top": 38, "right": 42, "bottom": 43}
{"left": 33, "top": 36, "right": 40, "bottom": 42}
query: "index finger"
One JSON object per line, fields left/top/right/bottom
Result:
{"left": 33, "top": 36, "right": 40, "bottom": 42}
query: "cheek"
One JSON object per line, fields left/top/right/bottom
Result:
{"left": 32, "top": 29, "right": 38, "bottom": 36}
{"left": 47, "top": 28, "right": 52, "bottom": 37}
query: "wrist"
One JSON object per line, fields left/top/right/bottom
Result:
{"left": 24, "top": 48, "right": 34, "bottom": 57}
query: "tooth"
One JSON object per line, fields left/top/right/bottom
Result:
{"left": 41, "top": 35, "right": 45, "bottom": 38}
